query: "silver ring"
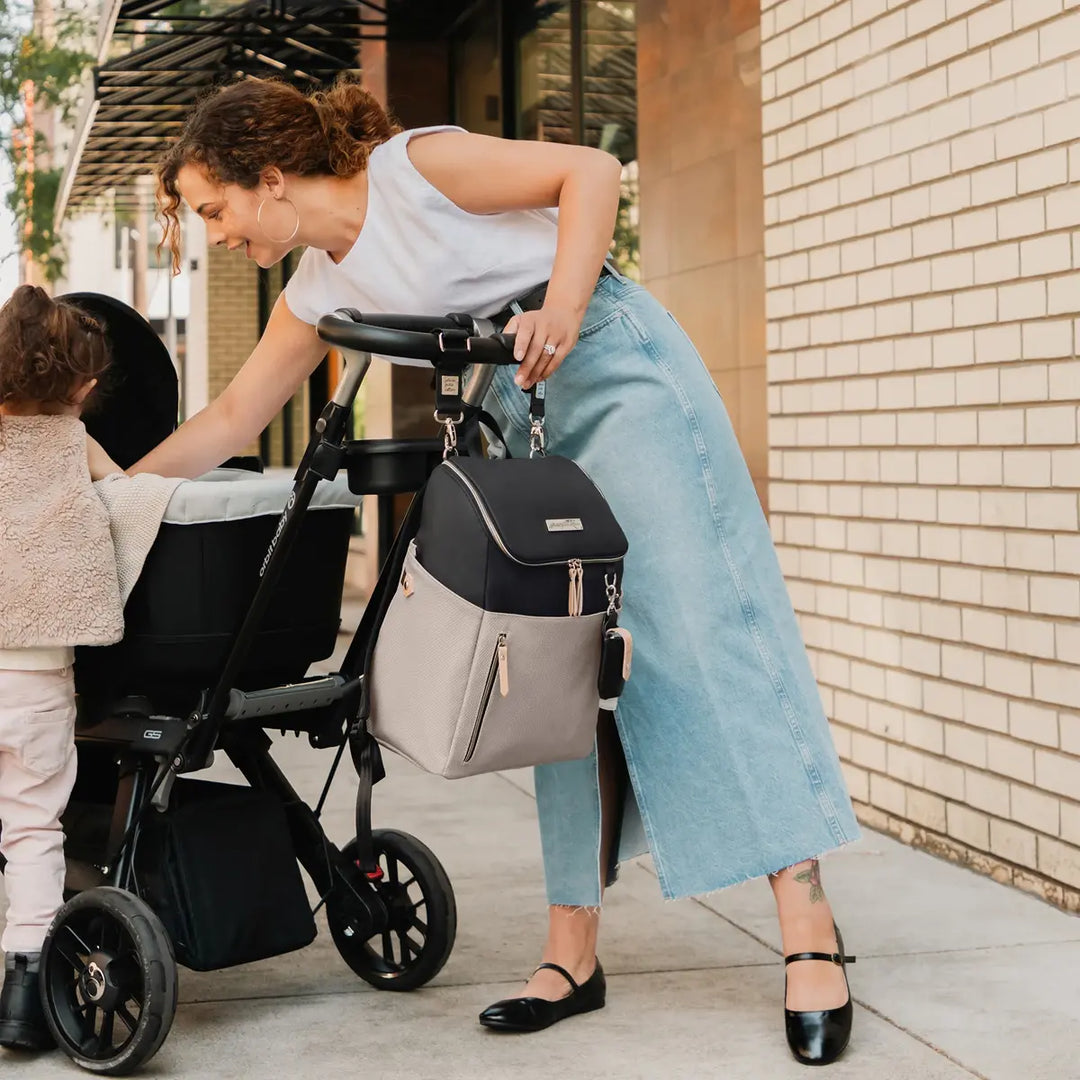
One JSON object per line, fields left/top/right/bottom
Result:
{"left": 542, "top": 343, "right": 556, "bottom": 357}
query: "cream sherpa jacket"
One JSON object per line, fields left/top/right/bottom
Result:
{"left": 0, "top": 415, "right": 180, "bottom": 668}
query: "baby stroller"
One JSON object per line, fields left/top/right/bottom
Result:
{"left": 39, "top": 293, "right": 516, "bottom": 1074}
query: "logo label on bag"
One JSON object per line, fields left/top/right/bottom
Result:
{"left": 441, "top": 374, "right": 460, "bottom": 395}
{"left": 546, "top": 518, "right": 583, "bottom": 532}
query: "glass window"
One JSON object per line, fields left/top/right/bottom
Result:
{"left": 516, "top": 2, "right": 639, "bottom": 279}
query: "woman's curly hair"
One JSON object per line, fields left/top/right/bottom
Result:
{"left": 157, "top": 74, "right": 401, "bottom": 271}
{"left": 0, "top": 285, "right": 110, "bottom": 407}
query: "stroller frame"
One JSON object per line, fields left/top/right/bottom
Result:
{"left": 41, "top": 309, "right": 516, "bottom": 1075}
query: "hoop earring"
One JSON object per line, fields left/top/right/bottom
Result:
{"left": 256, "top": 198, "right": 300, "bottom": 244}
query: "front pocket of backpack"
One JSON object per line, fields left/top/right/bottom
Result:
{"left": 449, "top": 610, "right": 605, "bottom": 778}
{"left": 463, "top": 633, "right": 506, "bottom": 764}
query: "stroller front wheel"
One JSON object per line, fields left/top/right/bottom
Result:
{"left": 39, "top": 887, "right": 178, "bottom": 1076}
{"left": 328, "top": 829, "right": 456, "bottom": 992}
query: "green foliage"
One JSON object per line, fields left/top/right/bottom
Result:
{"left": 610, "top": 174, "right": 640, "bottom": 282}
{"left": 0, "top": 0, "right": 95, "bottom": 281}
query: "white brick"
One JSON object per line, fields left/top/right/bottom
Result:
{"left": 912, "top": 219, "right": 955, "bottom": 258}
{"left": 1020, "top": 234, "right": 1071, "bottom": 276}
{"left": 1011, "top": 783, "right": 1062, "bottom": 834}
{"left": 945, "top": 721, "right": 988, "bottom": 764}
{"left": 1026, "top": 404, "right": 1078, "bottom": 444}
{"left": 955, "top": 288, "right": 1001, "bottom": 329}
{"left": 915, "top": 371, "right": 957, "bottom": 407}
{"left": 998, "top": 115, "right": 1046, "bottom": 162}
{"left": 972, "top": 243, "right": 1020, "bottom": 285}
{"left": 959, "top": 450, "right": 1004, "bottom": 485}
{"left": 978, "top": 408, "right": 1026, "bottom": 445}
{"left": 974, "top": 324, "right": 1023, "bottom": 365}
{"left": 893, "top": 187, "right": 932, "bottom": 228}
{"left": 893, "top": 259, "right": 932, "bottom": 297}
{"left": 1006, "top": 531, "right": 1054, "bottom": 571}
{"left": 1047, "top": 273, "right": 1080, "bottom": 315}
{"left": 927, "top": 20, "right": 970, "bottom": 66}
{"left": 1035, "top": 664, "right": 1080, "bottom": 710}
{"left": 1027, "top": 491, "right": 1079, "bottom": 530}
{"left": 981, "top": 491, "right": 1027, "bottom": 528}
{"left": 1053, "top": 448, "right": 1080, "bottom": 486}
{"left": 998, "top": 281, "right": 1047, "bottom": 321}
{"left": 1023, "top": 321, "right": 1074, "bottom": 360}
{"left": 968, "top": 1, "right": 1015, "bottom": 49}
{"left": 963, "top": 687, "right": 1010, "bottom": 734}
{"left": 1035, "top": 748, "right": 1080, "bottom": 796}
{"left": 1018, "top": 148, "right": 1069, "bottom": 195}
{"left": 985, "top": 653, "right": 1034, "bottom": 698}
{"left": 1010, "top": 700, "right": 1059, "bottom": 748}
{"left": 913, "top": 296, "right": 954, "bottom": 332}
{"left": 990, "top": 821, "right": 1038, "bottom": 866}
{"left": 982, "top": 569, "right": 1031, "bottom": 610}
{"left": 997, "top": 196, "right": 1046, "bottom": 240}
{"left": 1014, "top": 0, "right": 1066, "bottom": 31}
{"left": 991, "top": 28, "right": 1040, "bottom": 78}
{"left": 971, "top": 79, "right": 1017, "bottom": 128}
{"left": 966, "top": 769, "right": 1011, "bottom": 817}
{"left": 1047, "top": 191, "right": 1080, "bottom": 240}
{"left": 962, "top": 607, "right": 1007, "bottom": 649}
{"left": 1045, "top": 101, "right": 1080, "bottom": 153}
{"left": 1016, "top": 63, "right": 1067, "bottom": 113}
{"left": 1003, "top": 448, "right": 1052, "bottom": 486}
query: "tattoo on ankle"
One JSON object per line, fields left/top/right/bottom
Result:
{"left": 794, "top": 860, "right": 824, "bottom": 904}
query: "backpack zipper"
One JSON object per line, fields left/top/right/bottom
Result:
{"left": 464, "top": 633, "right": 509, "bottom": 763}
{"left": 443, "top": 461, "right": 620, "bottom": 569}
{"left": 443, "top": 462, "right": 618, "bottom": 617}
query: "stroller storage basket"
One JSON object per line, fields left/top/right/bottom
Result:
{"left": 133, "top": 778, "right": 316, "bottom": 971}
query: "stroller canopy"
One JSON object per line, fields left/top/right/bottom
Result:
{"left": 59, "top": 292, "right": 178, "bottom": 470}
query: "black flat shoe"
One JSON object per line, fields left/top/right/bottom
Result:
{"left": 479, "top": 961, "right": 606, "bottom": 1033}
{"left": 784, "top": 924, "right": 855, "bottom": 1067}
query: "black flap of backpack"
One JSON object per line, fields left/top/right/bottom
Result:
{"left": 443, "top": 455, "right": 627, "bottom": 565}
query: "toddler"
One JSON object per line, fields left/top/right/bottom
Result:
{"left": 0, "top": 284, "right": 124, "bottom": 1050}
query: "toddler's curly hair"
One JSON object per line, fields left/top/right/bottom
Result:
{"left": 0, "top": 284, "right": 110, "bottom": 407}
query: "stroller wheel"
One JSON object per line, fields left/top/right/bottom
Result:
{"left": 328, "top": 829, "right": 456, "bottom": 992}
{"left": 39, "top": 887, "right": 178, "bottom": 1076}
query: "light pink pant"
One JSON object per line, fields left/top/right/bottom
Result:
{"left": 0, "top": 668, "right": 77, "bottom": 954}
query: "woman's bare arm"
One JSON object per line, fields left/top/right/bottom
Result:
{"left": 129, "top": 295, "right": 326, "bottom": 479}
{"left": 406, "top": 132, "right": 622, "bottom": 387}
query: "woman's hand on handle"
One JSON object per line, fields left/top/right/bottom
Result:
{"left": 504, "top": 302, "right": 581, "bottom": 390}
{"left": 128, "top": 295, "right": 327, "bottom": 479}
{"left": 406, "top": 131, "right": 623, "bottom": 392}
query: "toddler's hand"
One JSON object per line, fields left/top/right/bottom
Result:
{"left": 87, "top": 435, "right": 121, "bottom": 481}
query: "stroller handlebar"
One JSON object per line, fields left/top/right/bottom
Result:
{"left": 317, "top": 309, "right": 518, "bottom": 365}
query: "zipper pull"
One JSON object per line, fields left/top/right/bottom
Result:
{"left": 497, "top": 634, "right": 509, "bottom": 696}
{"left": 567, "top": 559, "right": 584, "bottom": 616}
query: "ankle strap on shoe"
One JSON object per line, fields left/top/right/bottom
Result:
{"left": 532, "top": 962, "right": 580, "bottom": 992}
{"left": 784, "top": 951, "right": 856, "bottom": 966}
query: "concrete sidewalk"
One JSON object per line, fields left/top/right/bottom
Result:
{"left": 13, "top": 615, "right": 1080, "bottom": 1080}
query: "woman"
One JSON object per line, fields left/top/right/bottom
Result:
{"left": 138, "top": 75, "right": 860, "bottom": 1066}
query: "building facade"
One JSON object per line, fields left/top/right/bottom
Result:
{"left": 56, "top": 0, "right": 1080, "bottom": 908}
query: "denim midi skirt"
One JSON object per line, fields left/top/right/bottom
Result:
{"left": 483, "top": 272, "right": 860, "bottom": 906}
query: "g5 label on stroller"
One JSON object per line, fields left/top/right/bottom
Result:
{"left": 38, "top": 294, "right": 518, "bottom": 1075}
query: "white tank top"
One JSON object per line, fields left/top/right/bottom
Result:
{"left": 283, "top": 125, "right": 560, "bottom": 367}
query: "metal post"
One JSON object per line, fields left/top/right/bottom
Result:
{"left": 257, "top": 265, "right": 272, "bottom": 463}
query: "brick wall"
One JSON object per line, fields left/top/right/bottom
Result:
{"left": 760, "top": 0, "right": 1080, "bottom": 909}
